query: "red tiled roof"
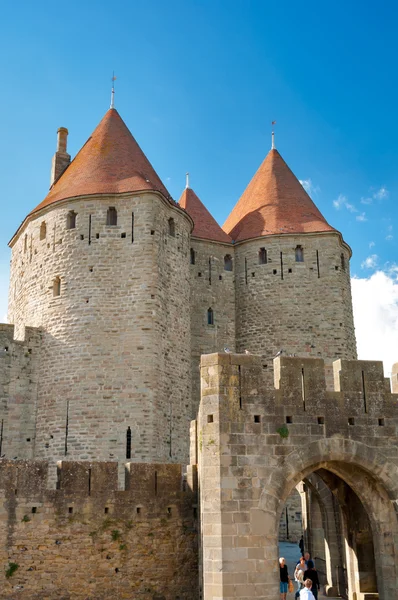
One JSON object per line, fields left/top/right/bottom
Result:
{"left": 30, "top": 109, "right": 170, "bottom": 215}
{"left": 223, "top": 149, "right": 336, "bottom": 242}
{"left": 179, "top": 187, "right": 232, "bottom": 244}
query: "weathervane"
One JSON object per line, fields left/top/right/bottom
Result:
{"left": 110, "top": 72, "right": 117, "bottom": 109}
{"left": 271, "top": 120, "right": 276, "bottom": 149}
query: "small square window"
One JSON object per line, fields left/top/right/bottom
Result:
{"left": 136, "top": 507, "right": 141, "bottom": 514}
{"left": 288, "top": 268, "right": 292, "bottom": 273}
{"left": 317, "top": 417, "right": 325, "bottom": 425}
{"left": 121, "top": 232, "right": 126, "bottom": 238}
{"left": 207, "top": 414, "right": 214, "bottom": 423}
{"left": 378, "top": 418, "right": 385, "bottom": 426}
{"left": 104, "top": 507, "right": 109, "bottom": 514}
{"left": 348, "top": 417, "right": 355, "bottom": 426}
{"left": 273, "top": 269, "right": 277, "bottom": 275}
{"left": 254, "top": 415, "right": 261, "bottom": 423}
{"left": 286, "top": 416, "right": 293, "bottom": 424}
{"left": 32, "top": 507, "right": 37, "bottom": 514}
{"left": 68, "top": 507, "right": 73, "bottom": 514}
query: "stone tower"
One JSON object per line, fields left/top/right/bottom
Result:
{"left": 179, "top": 183, "right": 235, "bottom": 411}
{"left": 223, "top": 146, "right": 357, "bottom": 386}
{"left": 7, "top": 108, "right": 193, "bottom": 467}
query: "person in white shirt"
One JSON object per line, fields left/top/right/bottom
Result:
{"left": 300, "top": 579, "right": 315, "bottom": 599}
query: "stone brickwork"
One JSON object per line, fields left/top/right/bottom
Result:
{"left": 197, "top": 352, "right": 398, "bottom": 600}
{"left": 234, "top": 233, "right": 357, "bottom": 388}
{"left": 189, "top": 239, "right": 235, "bottom": 416}
{"left": 0, "top": 460, "right": 198, "bottom": 599}
{"left": 278, "top": 488, "right": 302, "bottom": 543}
{"left": 0, "top": 325, "right": 41, "bottom": 461}
{"left": 8, "top": 193, "right": 192, "bottom": 467}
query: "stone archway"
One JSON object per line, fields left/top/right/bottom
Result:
{"left": 260, "top": 439, "right": 398, "bottom": 599}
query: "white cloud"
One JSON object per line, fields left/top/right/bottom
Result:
{"left": 299, "top": 178, "right": 320, "bottom": 196}
{"left": 356, "top": 212, "right": 367, "bottom": 222}
{"left": 373, "top": 186, "right": 389, "bottom": 200}
{"left": 369, "top": 241, "right": 375, "bottom": 248}
{"left": 352, "top": 270, "right": 398, "bottom": 375}
{"left": 386, "top": 234, "right": 394, "bottom": 241}
{"left": 332, "top": 194, "right": 357, "bottom": 212}
{"left": 361, "top": 254, "right": 378, "bottom": 269}
{"left": 361, "top": 186, "right": 389, "bottom": 205}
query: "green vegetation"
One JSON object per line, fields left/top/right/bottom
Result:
{"left": 6, "top": 563, "right": 19, "bottom": 578}
{"left": 276, "top": 424, "right": 290, "bottom": 438}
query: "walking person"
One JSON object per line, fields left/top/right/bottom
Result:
{"left": 303, "top": 560, "right": 320, "bottom": 600}
{"left": 299, "top": 536, "right": 304, "bottom": 556}
{"left": 294, "top": 556, "right": 306, "bottom": 598}
{"left": 300, "top": 579, "right": 316, "bottom": 599}
{"left": 279, "top": 557, "right": 290, "bottom": 600}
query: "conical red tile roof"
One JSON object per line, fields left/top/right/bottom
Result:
{"left": 223, "top": 149, "right": 336, "bottom": 242}
{"left": 179, "top": 187, "right": 232, "bottom": 244}
{"left": 31, "top": 109, "right": 170, "bottom": 215}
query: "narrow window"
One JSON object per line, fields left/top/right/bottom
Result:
{"left": 207, "top": 307, "right": 214, "bottom": 326}
{"left": 295, "top": 245, "right": 304, "bottom": 262}
{"left": 106, "top": 207, "right": 117, "bottom": 226}
{"left": 131, "top": 212, "right": 134, "bottom": 243}
{"left": 224, "top": 254, "right": 233, "bottom": 271}
{"left": 190, "top": 248, "right": 195, "bottom": 265}
{"left": 341, "top": 253, "right": 346, "bottom": 271}
{"left": 53, "top": 277, "right": 61, "bottom": 297}
{"left": 168, "top": 217, "right": 175, "bottom": 237}
{"left": 208, "top": 257, "right": 212, "bottom": 284}
{"left": 24, "top": 234, "right": 28, "bottom": 253}
{"left": 126, "top": 426, "right": 132, "bottom": 459}
{"left": 66, "top": 211, "right": 77, "bottom": 230}
{"left": 258, "top": 247, "right": 267, "bottom": 264}
{"left": 40, "top": 222, "right": 47, "bottom": 240}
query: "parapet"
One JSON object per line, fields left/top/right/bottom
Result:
{"left": 0, "top": 460, "right": 197, "bottom": 505}
{"left": 200, "top": 352, "right": 398, "bottom": 425}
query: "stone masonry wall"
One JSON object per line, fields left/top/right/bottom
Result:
{"left": 8, "top": 193, "right": 192, "bottom": 468}
{"left": 278, "top": 488, "right": 302, "bottom": 543}
{"left": 189, "top": 239, "right": 235, "bottom": 417}
{"left": 0, "top": 461, "right": 198, "bottom": 600}
{"left": 0, "top": 325, "right": 41, "bottom": 461}
{"left": 197, "top": 352, "right": 398, "bottom": 600}
{"left": 234, "top": 233, "right": 357, "bottom": 388}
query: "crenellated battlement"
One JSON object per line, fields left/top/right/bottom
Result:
{"left": 0, "top": 460, "right": 197, "bottom": 504}
{"left": 0, "top": 460, "right": 198, "bottom": 600}
{"left": 200, "top": 352, "right": 397, "bottom": 417}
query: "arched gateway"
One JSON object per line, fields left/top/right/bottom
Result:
{"left": 196, "top": 352, "right": 398, "bottom": 600}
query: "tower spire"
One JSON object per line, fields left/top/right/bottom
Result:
{"left": 110, "top": 72, "right": 116, "bottom": 109}
{"left": 186, "top": 172, "right": 190, "bottom": 189}
{"left": 271, "top": 120, "right": 276, "bottom": 149}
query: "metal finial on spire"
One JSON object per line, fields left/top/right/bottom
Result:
{"left": 271, "top": 121, "right": 276, "bottom": 149}
{"left": 110, "top": 72, "right": 117, "bottom": 109}
{"left": 185, "top": 172, "right": 190, "bottom": 189}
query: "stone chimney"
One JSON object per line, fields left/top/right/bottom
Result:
{"left": 50, "top": 127, "right": 71, "bottom": 186}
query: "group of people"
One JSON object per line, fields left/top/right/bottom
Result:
{"left": 279, "top": 550, "right": 320, "bottom": 599}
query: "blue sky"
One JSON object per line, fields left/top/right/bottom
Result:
{"left": 0, "top": 0, "right": 397, "bottom": 369}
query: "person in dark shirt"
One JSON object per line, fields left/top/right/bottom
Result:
{"left": 303, "top": 560, "right": 320, "bottom": 600}
{"left": 279, "top": 557, "right": 289, "bottom": 600}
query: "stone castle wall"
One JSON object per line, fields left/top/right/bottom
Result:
{"left": 0, "top": 325, "right": 41, "bottom": 461}
{"left": 0, "top": 460, "right": 198, "bottom": 600}
{"left": 234, "top": 233, "right": 357, "bottom": 387}
{"left": 7, "top": 194, "right": 192, "bottom": 466}
{"left": 197, "top": 352, "right": 398, "bottom": 599}
{"left": 189, "top": 238, "right": 235, "bottom": 416}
